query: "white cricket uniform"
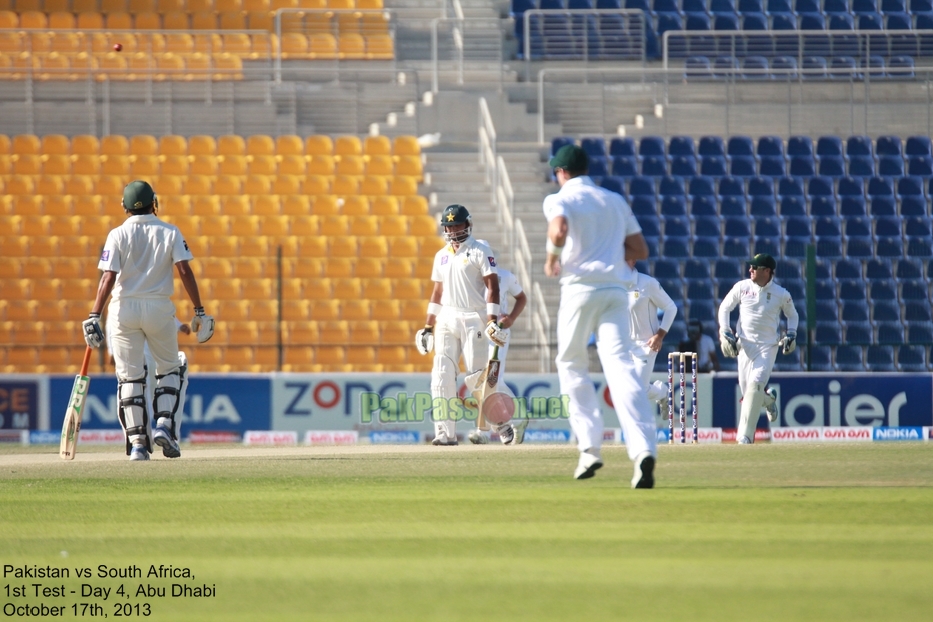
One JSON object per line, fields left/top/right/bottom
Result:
{"left": 718, "top": 278, "right": 799, "bottom": 439}
{"left": 430, "top": 237, "right": 497, "bottom": 439}
{"left": 99, "top": 214, "right": 192, "bottom": 383}
{"left": 543, "top": 175, "right": 657, "bottom": 461}
{"left": 627, "top": 270, "right": 677, "bottom": 402}
{"left": 490, "top": 267, "right": 523, "bottom": 374}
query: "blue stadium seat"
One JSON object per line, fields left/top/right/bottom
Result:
{"left": 766, "top": 0, "right": 794, "bottom": 12}
{"left": 839, "top": 279, "right": 867, "bottom": 301}
{"left": 908, "top": 324, "right": 933, "bottom": 345}
{"left": 887, "top": 56, "right": 915, "bottom": 80}
{"left": 876, "top": 135, "right": 902, "bottom": 158}
{"left": 754, "top": 236, "right": 781, "bottom": 256}
{"left": 815, "top": 259, "right": 834, "bottom": 280}
{"left": 881, "top": 0, "right": 906, "bottom": 10}
{"left": 609, "top": 137, "right": 637, "bottom": 157}
{"left": 690, "top": 195, "right": 719, "bottom": 216}
{"left": 601, "top": 176, "right": 627, "bottom": 198}
{"left": 830, "top": 56, "right": 859, "bottom": 80}
{"left": 788, "top": 155, "right": 816, "bottom": 177}
{"left": 551, "top": 137, "right": 575, "bottom": 158}
{"left": 686, "top": 280, "right": 716, "bottom": 300}
{"left": 750, "top": 195, "right": 778, "bottom": 216}
{"left": 588, "top": 156, "right": 610, "bottom": 178}
{"left": 710, "top": 0, "right": 737, "bottom": 11}
{"left": 686, "top": 57, "right": 711, "bottom": 80}
{"left": 569, "top": 0, "right": 594, "bottom": 7}
{"left": 801, "top": 55, "right": 828, "bottom": 80}
{"left": 780, "top": 196, "right": 808, "bottom": 218}
{"left": 759, "top": 156, "right": 787, "bottom": 177}
{"left": 847, "top": 156, "right": 875, "bottom": 179}
{"left": 659, "top": 175, "right": 686, "bottom": 197}
{"left": 866, "top": 258, "right": 894, "bottom": 280}
{"left": 810, "top": 195, "right": 838, "bottom": 217}
{"left": 846, "top": 237, "right": 874, "bottom": 258}
{"left": 631, "top": 196, "right": 658, "bottom": 216}
{"left": 688, "top": 300, "right": 717, "bottom": 323}
{"left": 795, "top": 0, "right": 820, "bottom": 10}
{"left": 815, "top": 323, "right": 843, "bottom": 346}
{"left": 816, "top": 136, "right": 844, "bottom": 158}
{"left": 814, "top": 300, "right": 839, "bottom": 323}
{"left": 688, "top": 176, "right": 717, "bottom": 198}
{"left": 700, "top": 155, "right": 729, "bottom": 177}
{"left": 660, "top": 195, "right": 688, "bottom": 216}
{"left": 639, "top": 136, "right": 666, "bottom": 157}
{"left": 853, "top": 0, "right": 879, "bottom": 12}
{"left": 906, "top": 136, "right": 932, "bottom": 157}
{"left": 816, "top": 235, "right": 843, "bottom": 257}
{"left": 668, "top": 136, "right": 696, "bottom": 157}
{"left": 679, "top": 259, "right": 708, "bottom": 281}
{"left": 720, "top": 195, "right": 748, "bottom": 216}
{"left": 877, "top": 156, "right": 905, "bottom": 178}
{"left": 875, "top": 216, "right": 902, "bottom": 238}
{"left": 836, "top": 258, "right": 863, "bottom": 281}
{"left": 823, "top": 0, "right": 848, "bottom": 11}
{"left": 845, "top": 323, "right": 873, "bottom": 346}
{"left": 807, "top": 346, "right": 834, "bottom": 371}
{"left": 843, "top": 216, "right": 872, "bottom": 239}
{"left": 663, "top": 236, "right": 691, "bottom": 258}
{"left": 699, "top": 136, "right": 726, "bottom": 157}
{"left": 877, "top": 237, "right": 904, "bottom": 257}
{"left": 814, "top": 279, "right": 836, "bottom": 301}
{"left": 612, "top": 156, "right": 639, "bottom": 177}
{"left": 865, "top": 345, "right": 895, "bottom": 371}
{"left": 904, "top": 301, "right": 932, "bottom": 323}
{"left": 837, "top": 176, "right": 864, "bottom": 198}
{"left": 842, "top": 301, "right": 872, "bottom": 324}
{"left": 739, "top": 0, "right": 764, "bottom": 10}
{"left": 877, "top": 323, "right": 905, "bottom": 345}
{"left": 713, "top": 56, "right": 740, "bottom": 79}
{"left": 742, "top": 56, "right": 771, "bottom": 80}
{"left": 754, "top": 216, "right": 782, "bottom": 237}
{"left": 901, "top": 280, "right": 930, "bottom": 301}
{"left": 715, "top": 259, "right": 743, "bottom": 280}
{"left": 840, "top": 196, "right": 867, "bottom": 217}
{"left": 908, "top": 156, "right": 933, "bottom": 178}
{"left": 727, "top": 136, "right": 756, "bottom": 157}
{"left": 641, "top": 155, "right": 668, "bottom": 177}
{"left": 757, "top": 136, "right": 785, "bottom": 157}
{"left": 693, "top": 216, "right": 721, "bottom": 239}
{"left": 777, "top": 259, "right": 802, "bottom": 279}
{"left": 683, "top": 0, "right": 708, "bottom": 11}
{"left": 637, "top": 215, "right": 662, "bottom": 238}
{"left": 693, "top": 236, "right": 721, "bottom": 257}
{"left": 818, "top": 155, "right": 847, "bottom": 178}
{"left": 897, "top": 345, "right": 928, "bottom": 371}
{"left": 723, "top": 217, "right": 752, "bottom": 237}
{"left": 581, "top": 137, "right": 607, "bottom": 158}
{"left": 907, "top": 237, "right": 933, "bottom": 258}
{"left": 872, "top": 299, "right": 901, "bottom": 323}
{"left": 723, "top": 237, "right": 750, "bottom": 257}
{"left": 787, "top": 136, "right": 814, "bottom": 157}
{"left": 511, "top": 0, "right": 537, "bottom": 17}
{"left": 731, "top": 155, "right": 758, "bottom": 177}
{"left": 869, "top": 196, "right": 897, "bottom": 217}
{"left": 867, "top": 176, "right": 895, "bottom": 199}
{"left": 596, "top": 0, "right": 623, "bottom": 6}
{"left": 671, "top": 155, "right": 698, "bottom": 177}
{"left": 630, "top": 176, "right": 657, "bottom": 197}
{"left": 895, "top": 258, "right": 924, "bottom": 280}
{"left": 896, "top": 175, "right": 924, "bottom": 200}
{"left": 781, "top": 278, "right": 806, "bottom": 300}
{"left": 719, "top": 176, "right": 745, "bottom": 197}
{"left": 664, "top": 216, "right": 691, "bottom": 237}
{"left": 784, "top": 216, "right": 812, "bottom": 238}
{"left": 808, "top": 175, "right": 835, "bottom": 197}
{"left": 846, "top": 135, "right": 873, "bottom": 159}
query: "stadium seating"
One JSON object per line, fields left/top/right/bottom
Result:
{"left": 0, "top": 132, "right": 429, "bottom": 373}
{"left": 547, "top": 133, "right": 933, "bottom": 371}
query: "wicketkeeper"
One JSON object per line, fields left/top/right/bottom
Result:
{"left": 83, "top": 180, "right": 213, "bottom": 461}
{"left": 718, "top": 253, "right": 799, "bottom": 444}
{"left": 415, "top": 205, "right": 514, "bottom": 446}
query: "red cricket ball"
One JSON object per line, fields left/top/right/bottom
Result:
{"left": 113, "top": 43, "right": 123, "bottom": 52}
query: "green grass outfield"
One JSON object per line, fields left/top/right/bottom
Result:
{"left": 1, "top": 443, "right": 932, "bottom": 621}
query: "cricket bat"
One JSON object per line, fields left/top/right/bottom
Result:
{"left": 60, "top": 346, "right": 93, "bottom": 460}
{"left": 476, "top": 345, "right": 501, "bottom": 432}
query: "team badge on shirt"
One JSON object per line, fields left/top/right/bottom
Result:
{"left": 100, "top": 250, "right": 110, "bottom": 261}
{"left": 441, "top": 255, "right": 448, "bottom": 265}
{"left": 489, "top": 257, "right": 496, "bottom": 267}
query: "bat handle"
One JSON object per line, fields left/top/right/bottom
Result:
{"left": 79, "top": 346, "right": 92, "bottom": 376}
{"left": 492, "top": 345, "right": 499, "bottom": 358}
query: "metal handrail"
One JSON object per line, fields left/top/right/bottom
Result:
{"left": 522, "top": 8, "right": 648, "bottom": 65}
{"left": 478, "top": 97, "right": 498, "bottom": 205}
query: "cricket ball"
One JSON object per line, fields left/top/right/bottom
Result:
{"left": 113, "top": 43, "right": 123, "bottom": 52}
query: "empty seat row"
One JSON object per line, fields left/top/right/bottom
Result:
{"left": 0, "top": 51, "right": 244, "bottom": 80}
{"left": 511, "top": 0, "right": 933, "bottom": 13}
{"left": 685, "top": 54, "right": 916, "bottom": 81}
{"left": 0, "top": 1, "right": 377, "bottom": 14}
{"left": 0, "top": 133, "right": 421, "bottom": 157}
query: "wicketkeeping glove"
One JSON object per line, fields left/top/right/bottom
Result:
{"left": 719, "top": 328, "right": 738, "bottom": 358}
{"left": 415, "top": 325, "right": 434, "bottom": 355}
{"left": 191, "top": 307, "right": 214, "bottom": 343}
{"left": 82, "top": 313, "right": 104, "bottom": 349}
{"left": 781, "top": 330, "right": 797, "bottom": 355}
{"left": 484, "top": 321, "right": 507, "bottom": 347}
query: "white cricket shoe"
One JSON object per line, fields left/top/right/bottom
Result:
{"left": 631, "top": 452, "right": 655, "bottom": 489}
{"left": 467, "top": 429, "right": 489, "bottom": 444}
{"left": 497, "top": 424, "right": 515, "bottom": 446}
{"left": 764, "top": 387, "right": 779, "bottom": 422}
{"left": 511, "top": 419, "right": 528, "bottom": 445}
{"left": 573, "top": 451, "right": 603, "bottom": 480}
{"left": 129, "top": 446, "right": 150, "bottom": 461}
{"left": 431, "top": 433, "right": 458, "bottom": 446}
{"left": 737, "top": 435, "right": 753, "bottom": 444}
{"left": 153, "top": 425, "right": 181, "bottom": 458}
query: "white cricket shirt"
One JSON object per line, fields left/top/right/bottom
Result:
{"left": 542, "top": 176, "right": 642, "bottom": 294}
{"left": 98, "top": 214, "right": 193, "bottom": 300}
{"left": 627, "top": 271, "right": 678, "bottom": 344}
{"left": 494, "top": 267, "right": 523, "bottom": 316}
{"left": 718, "top": 278, "right": 799, "bottom": 345}
{"left": 431, "top": 237, "right": 497, "bottom": 311}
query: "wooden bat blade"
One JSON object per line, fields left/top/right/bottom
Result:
{"left": 60, "top": 347, "right": 93, "bottom": 461}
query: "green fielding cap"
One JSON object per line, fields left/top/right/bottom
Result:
{"left": 548, "top": 144, "right": 588, "bottom": 171}
{"left": 123, "top": 180, "right": 155, "bottom": 211}
{"left": 748, "top": 253, "right": 777, "bottom": 270}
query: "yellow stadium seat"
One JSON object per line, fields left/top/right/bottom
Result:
{"left": 188, "top": 135, "right": 216, "bottom": 156}
{"left": 243, "top": 0, "right": 271, "bottom": 8}
{"left": 155, "top": 175, "right": 184, "bottom": 195}
{"left": 5, "top": 175, "right": 34, "bottom": 195}
{"left": 348, "top": 214, "right": 378, "bottom": 236}
{"left": 400, "top": 195, "right": 429, "bottom": 215}
{"left": 219, "top": 154, "right": 247, "bottom": 176}
{"left": 43, "top": 196, "right": 73, "bottom": 217}
{"left": 358, "top": 0, "right": 384, "bottom": 8}
{"left": 129, "top": 134, "right": 158, "bottom": 155}
{"left": 319, "top": 215, "right": 348, "bottom": 236}
{"left": 100, "top": 154, "right": 129, "bottom": 176}
{"left": 101, "top": 0, "right": 129, "bottom": 11}
{"left": 361, "top": 277, "right": 392, "bottom": 299}
{"left": 240, "top": 236, "right": 270, "bottom": 257}
{"left": 216, "top": 0, "right": 245, "bottom": 11}
{"left": 200, "top": 258, "right": 233, "bottom": 279}
{"left": 328, "top": 0, "right": 353, "bottom": 8}
{"left": 241, "top": 277, "right": 273, "bottom": 299}
{"left": 332, "top": 175, "right": 359, "bottom": 196}
{"left": 219, "top": 13, "right": 247, "bottom": 31}
{"left": 393, "top": 135, "right": 421, "bottom": 156}
{"left": 420, "top": 238, "right": 443, "bottom": 258}
{"left": 71, "top": 195, "right": 101, "bottom": 216}
{"left": 386, "top": 237, "right": 418, "bottom": 258}
{"left": 13, "top": 154, "right": 40, "bottom": 175}
{"left": 298, "top": 239, "right": 327, "bottom": 260}
{"left": 334, "top": 135, "right": 362, "bottom": 157}
{"left": 359, "top": 175, "right": 388, "bottom": 196}
{"left": 336, "top": 154, "right": 364, "bottom": 176}
{"left": 129, "top": 155, "right": 158, "bottom": 176}
{"left": 246, "top": 195, "right": 277, "bottom": 217}
{"left": 363, "top": 135, "right": 391, "bottom": 157}
{"left": 272, "top": 175, "right": 302, "bottom": 195}
{"left": 102, "top": 12, "right": 131, "bottom": 30}
{"left": 40, "top": 134, "right": 70, "bottom": 156}
{"left": 395, "top": 155, "right": 424, "bottom": 180}
{"left": 19, "top": 10, "right": 47, "bottom": 29}
{"left": 157, "top": 0, "right": 185, "bottom": 11}
{"left": 69, "top": 135, "right": 98, "bottom": 156}
{"left": 323, "top": 257, "right": 353, "bottom": 279}
{"left": 318, "top": 320, "right": 348, "bottom": 344}
{"left": 207, "top": 176, "right": 238, "bottom": 197}
{"left": 278, "top": 154, "right": 306, "bottom": 176}
{"left": 346, "top": 345, "right": 377, "bottom": 366}
{"left": 218, "top": 134, "right": 246, "bottom": 156}
{"left": 188, "top": 155, "right": 216, "bottom": 176}
{"left": 41, "top": 155, "right": 70, "bottom": 176}
{"left": 389, "top": 176, "right": 418, "bottom": 196}
{"left": 191, "top": 11, "right": 217, "bottom": 30}
{"left": 135, "top": 12, "right": 161, "bottom": 30}
{"left": 246, "top": 10, "right": 272, "bottom": 30}
{"left": 338, "top": 33, "right": 365, "bottom": 59}
{"left": 0, "top": 279, "right": 29, "bottom": 300}
{"left": 247, "top": 135, "right": 275, "bottom": 156}
{"left": 49, "top": 11, "right": 76, "bottom": 29}
{"left": 67, "top": 155, "right": 98, "bottom": 177}
{"left": 35, "top": 176, "right": 63, "bottom": 196}
{"left": 209, "top": 237, "right": 239, "bottom": 257}
{"left": 100, "top": 135, "right": 129, "bottom": 156}
{"left": 273, "top": 135, "right": 302, "bottom": 157}
{"left": 229, "top": 215, "right": 259, "bottom": 236}
{"left": 247, "top": 154, "right": 276, "bottom": 175}
{"left": 370, "top": 196, "right": 399, "bottom": 216}
{"left": 161, "top": 154, "right": 189, "bottom": 176}
{"left": 243, "top": 175, "right": 271, "bottom": 195}
{"left": 66, "top": 178, "right": 96, "bottom": 200}
{"left": 338, "top": 195, "right": 367, "bottom": 216}
{"left": 218, "top": 300, "right": 249, "bottom": 322}
{"left": 304, "top": 32, "right": 335, "bottom": 57}
{"left": 364, "top": 154, "right": 394, "bottom": 176}
{"left": 184, "top": 236, "right": 208, "bottom": 257}
{"left": 379, "top": 215, "right": 407, "bottom": 237}
{"left": 304, "top": 135, "right": 332, "bottom": 156}
{"left": 21, "top": 214, "right": 50, "bottom": 236}
{"left": 49, "top": 216, "right": 80, "bottom": 237}
{"left": 280, "top": 32, "right": 308, "bottom": 59}
{"left": 331, "top": 278, "right": 361, "bottom": 301}
{"left": 281, "top": 195, "right": 311, "bottom": 216}
{"left": 271, "top": 0, "right": 299, "bottom": 7}
{"left": 393, "top": 278, "right": 424, "bottom": 300}
{"left": 213, "top": 278, "right": 244, "bottom": 300}
{"left": 410, "top": 214, "right": 439, "bottom": 237}
{"left": 305, "top": 156, "right": 333, "bottom": 177}
{"left": 376, "top": 345, "right": 407, "bottom": 366}
{"left": 60, "top": 277, "right": 95, "bottom": 301}
{"left": 298, "top": 175, "right": 326, "bottom": 196}
{"left": 341, "top": 299, "right": 371, "bottom": 321}
{"left": 280, "top": 299, "right": 308, "bottom": 321}
{"left": 357, "top": 237, "right": 387, "bottom": 258}
{"left": 285, "top": 215, "right": 314, "bottom": 236}
{"left": 184, "top": 52, "right": 211, "bottom": 80}
{"left": 371, "top": 301, "right": 402, "bottom": 323}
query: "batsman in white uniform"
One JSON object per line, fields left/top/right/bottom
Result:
{"left": 625, "top": 259, "right": 678, "bottom": 413}
{"left": 718, "top": 253, "right": 798, "bottom": 444}
{"left": 543, "top": 145, "right": 657, "bottom": 488}
{"left": 415, "top": 205, "right": 511, "bottom": 446}
{"left": 468, "top": 245, "right": 528, "bottom": 445}
{"left": 82, "top": 180, "right": 214, "bottom": 461}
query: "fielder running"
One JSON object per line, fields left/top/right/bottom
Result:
{"left": 718, "top": 253, "right": 798, "bottom": 444}
{"left": 415, "top": 205, "right": 512, "bottom": 446}
{"left": 468, "top": 242, "right": 527, "bottom": 445}
{"left": 83, "top": 180, "right": 213, "bottom": 461}
{"left": 544, "top": 144, "right": 657, "bottom": 488}
{"left": 625, "top": 259, "right": 678, "bottom": 414}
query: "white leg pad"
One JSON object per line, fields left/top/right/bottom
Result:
{"left": 647, "top": 380, "right": 668, "bottom": 403}
{"left": 738, "top": 384, "right": 766, "bottom": 442}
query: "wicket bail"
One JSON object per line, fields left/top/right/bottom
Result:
{"left": 667, "top": 352, "right": 698, "bottom": 444}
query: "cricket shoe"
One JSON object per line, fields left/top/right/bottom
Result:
{"left": 737, "top": 435, "right": 753, "bottom": 444}
{"left": 129, "top": 446, "right": 150, "bottom": 461}
{"left": 764, "top": 387, "right": 779, "bottom": 422}
{"left": 431, "top": 434, "right": 458, "bottom": 446}
{"left": 511, "top": 419, "right": 528, "bottom": 445}
{"left": 497, "top": 424, "right": 515, "bottom": 446}
{"left": 573, "top": 451, "right": 603, "bottom": 480}
{"left": 153, "top": 425, "right": 181, "bottom": 458}
{"left": 631, "top": 452, "right": 655, "bottom": 489}
{"left": 467, "top": 429, "right": 489, "bottom": 445}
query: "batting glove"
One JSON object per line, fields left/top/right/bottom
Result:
{"left": 415, "top": 326, "right": 434, "bottom": 355}
{"left": 82, "top": 313, "right": 104, "bottom": 349}
{"left": 484, "top": 321, "right": 508, "bottom": 348}
{"left": 719, "top": 328, "right": 738, "bottom": 358}
{"left": 191, "top": 307, "right": 214, "bottom": 343}
{"left": 781, "top": 330, "right": 797, "bottom": 355}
